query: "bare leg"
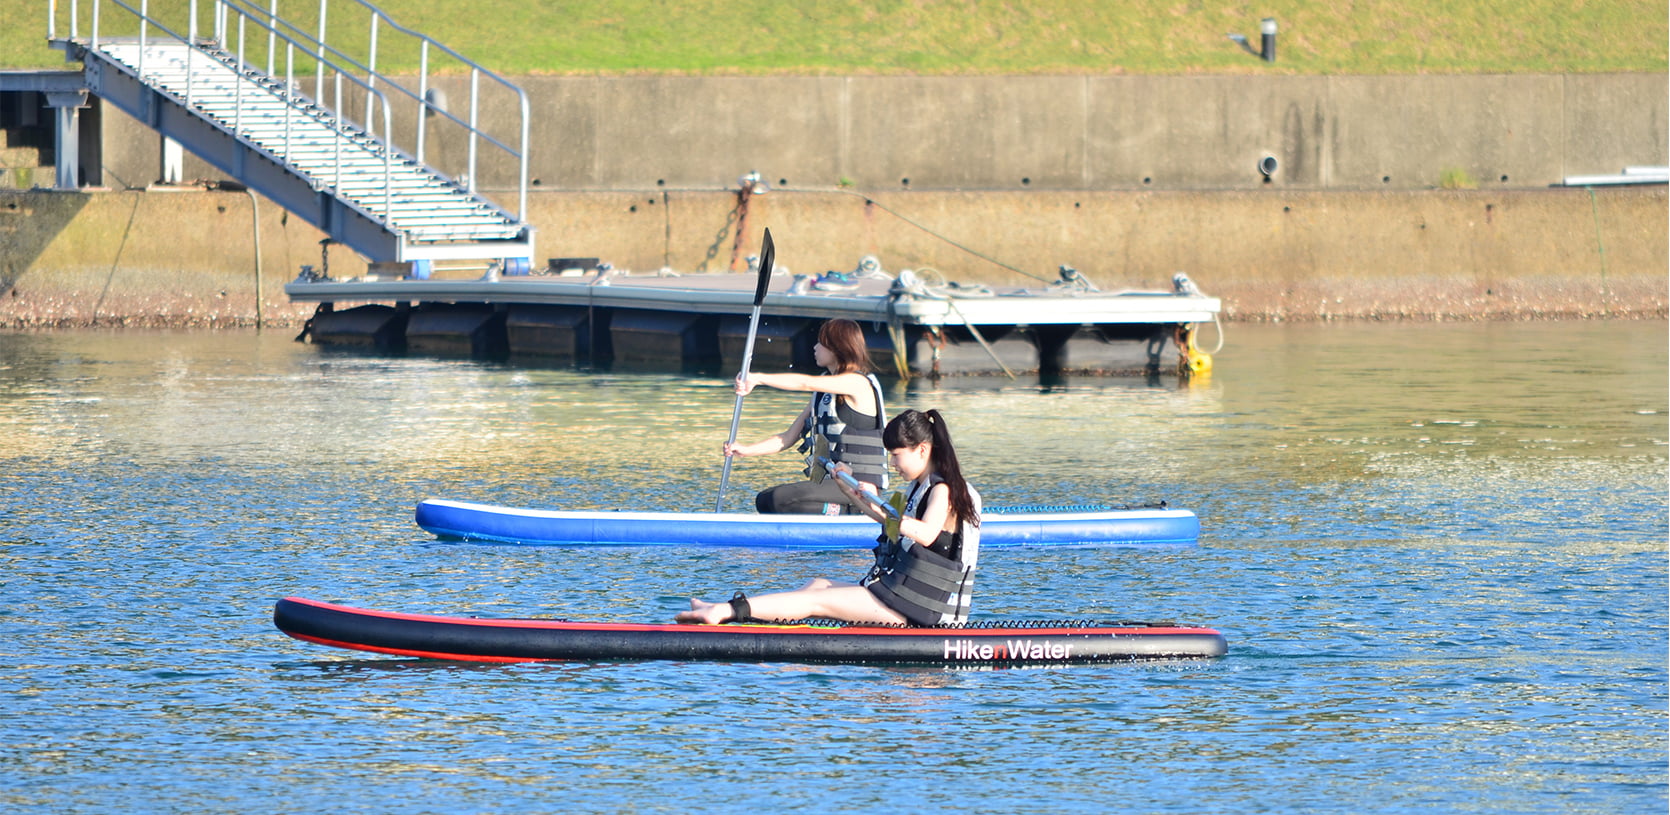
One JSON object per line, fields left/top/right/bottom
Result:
{"left": 675, "top": 577, "right": 862, "bottom": 624}
{"left": 675, "top": 585, "right": 905, "bottom": 625}
{"left": 746, "top": 585, "right": 906, "bottom": 625}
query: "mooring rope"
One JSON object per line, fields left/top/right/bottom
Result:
{"left": 832, "top": 188, "right": 1054, "bottom": 284}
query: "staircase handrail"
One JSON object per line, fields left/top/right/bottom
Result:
{"left": 214, "top": 0, "right": 530, "bottom": 219}
{"left": 49, "top": 0, "right": 398, "bottom": 220}
{"left": 48, "top": 0, "right": 529, "bottom": 226}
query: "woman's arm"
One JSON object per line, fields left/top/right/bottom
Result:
{"left": 740, "top": 372, "right": 878, "bottom": 415}
{"left": 723, "top": 404, "right": 812, "bottom": 457}
{"left": 896, "top": 483, "right": 952, "bottom": 548}
{"left": 836, "top": 474, "right": 953, "bottom": 547}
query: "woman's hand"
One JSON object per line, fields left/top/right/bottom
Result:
{"left": 832, "top": 462, "right": 880, "bottom": 509}
{"left": 830, "top": 462, "right": 863, "bottom": 492}
{"left": 828, "top": 460, "right": 855, "bottom": 487}
{"left": 830, "top": 463, "right": 853, "bottom": 495}
{"left": 718, "top": 400, "right": 806, "bottom": 460}
{"left": 733, "top": 373, "right": 757, "bottom": 396}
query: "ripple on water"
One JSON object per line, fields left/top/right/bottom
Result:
{"left": 0, "top": 323, "right": 1664, "bottom": 814}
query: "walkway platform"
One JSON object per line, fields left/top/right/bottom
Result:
{"left": 286, "top": 265, "right": 1222, "bottom": 377}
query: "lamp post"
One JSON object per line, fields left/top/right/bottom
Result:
{"left": 1261, "top": 18, "right": 1277, "bottom": 62}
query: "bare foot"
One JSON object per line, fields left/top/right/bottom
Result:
{"left": 674, "top": 597, "right": 732, "bottom": 625}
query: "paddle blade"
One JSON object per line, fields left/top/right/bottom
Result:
{"left": 753, "top": 228, "right": 775, "bottom": 306}
{"left": 881, "top": 492, "right": 908, "bottom": 542}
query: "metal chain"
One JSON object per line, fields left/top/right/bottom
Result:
{"left": 697, "top": 205, "right": 741, "bottom": 273}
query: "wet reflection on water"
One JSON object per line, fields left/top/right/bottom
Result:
{"left": 0, "top": 321, "right": 1664, "bottom": 814}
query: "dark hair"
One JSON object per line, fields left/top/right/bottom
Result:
{"left": 883, "top": 408, "right": 979, "bottom": 528}
{"left": 817, "top": 319, "right": 872, "bottom": 375}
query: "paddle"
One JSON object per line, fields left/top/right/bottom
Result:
{"left": 714, "top": 228, "right": 776, "bottom": 512}
{"left": 816, "top": 456, "right": 901, "bottom": 519}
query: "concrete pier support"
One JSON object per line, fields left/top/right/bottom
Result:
{"left": 44, "top": 89, "right": 87, "bottom": 190}
{"left": 506, "top": 305, "right": 595, "bottom": 362}
{"left": 610, "top": 309, "right": 719, "bottom": 370}
{"left": 406, "top": 303, "right": 509, "bottom": 358}
{"left": 161, "top": 137, "right": 183, "bottom": 184}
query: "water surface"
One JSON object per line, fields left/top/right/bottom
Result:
{"left": 1, "top": 321, "right": 1664, "bottom": 813}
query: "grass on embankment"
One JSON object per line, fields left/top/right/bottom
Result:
{"left": 7, "top": 0, "right": 1666, "bottom": 75}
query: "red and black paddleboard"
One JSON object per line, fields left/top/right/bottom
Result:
{"left": 274, "top": 597, "right": 1228, "bottom": 667}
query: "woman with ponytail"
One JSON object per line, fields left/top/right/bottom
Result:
{"left": 676, "top": 409, "right": 981, "bottom": 627}
{"left": 848, "top": 408, "right": 982, "bottom": 625}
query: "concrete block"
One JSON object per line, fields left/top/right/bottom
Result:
{"left": 846, "top": 76, "right": 1087, "bottom": 190}
{"left": 405, "top": 303, "right": 507, "bottom": 358}
{"left": 307, "top": 304, "right": 407, "bottom": 350}
{"left": 1561, "top": 73, "right": 1669, "bottom": 177}
{"left": 583, "top": 77, "right": 845, "bottom": 190}
{"left": 609, "top": 307, "right": 718, "bottom": 368}
{"left": 716, "top": 314, "right": 814, "bottom": 372}
{"left": 1327, "top": 75, "right": 1564, "bottom": 189}
{"left": 505, "top": 304, "right": 592, "bottom": 361}
{"left": 1089, "top": 75, "right": 1332, "bottom": 189}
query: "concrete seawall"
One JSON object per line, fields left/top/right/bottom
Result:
{"left": 6, "top": 70, "right": 1663, "bottom": 327}
{"left": 87, "top": 73, "right": 1668, "bottom": 194}
{"left": 1, "top": 186, "right": 1663, "bottom": 328}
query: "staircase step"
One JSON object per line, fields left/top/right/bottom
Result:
{"left": 388, "top": 210, "right": 510, "bottom": 221}
{"left": 86, "top": 36, "right": 527, "bottom": 259}
{"left": 344, "top": 192, "right": 478, "bottom": 205}
{"left": 381, "top": 214, "right": 510, "bottom": 226}
{"left": 330, "top": 176, "right": 452, "bottom": 186}
{"left": 323, "top": 177, "right": 451, "bottom": 189}
{"left": 408, "top": 230, "right": 526, "bottom": 241}
{"left": 279, "top": 153, "right": 410, "bottom": 166}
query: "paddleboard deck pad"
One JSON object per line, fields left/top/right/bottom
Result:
{"left": 274, "top": 597, "right": 1228, "bottom": 667}
{"left": 416, "top": 498, "right": 1200, "bottom": 549}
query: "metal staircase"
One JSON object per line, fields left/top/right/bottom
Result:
{"left": 48, "top": 0, "right": 534, "bottom": 273}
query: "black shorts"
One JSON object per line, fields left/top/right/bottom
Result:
{"left": 755, "top": 478, "right": 865, "bottom": 515}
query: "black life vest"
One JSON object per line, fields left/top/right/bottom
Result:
{"left": 808, "top": 373, "right": 888, "bottom": 489}
{"left": 865, "top": 475, "right": 981, "bottom": 625}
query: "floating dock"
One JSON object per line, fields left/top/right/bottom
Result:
{"left": 285, "top": 263, "right": 1222, "bottom": 377}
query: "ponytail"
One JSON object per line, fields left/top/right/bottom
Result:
{"left": 883, "top": 408, "right": 979, "bottom": 528}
